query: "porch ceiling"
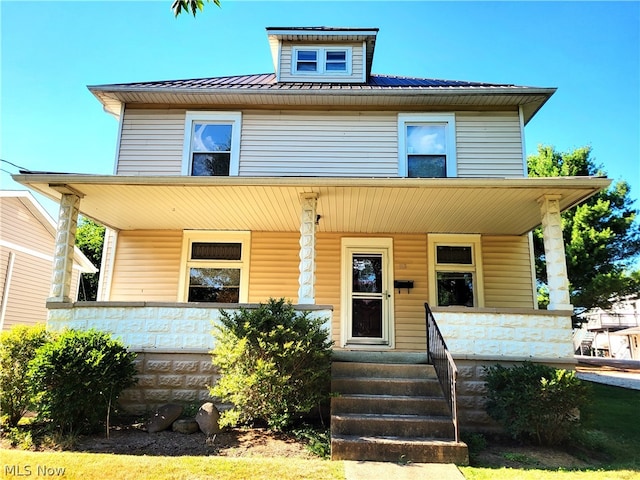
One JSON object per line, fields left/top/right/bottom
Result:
{"left": 12, "top": 175, "right": 610, "bottom": 235}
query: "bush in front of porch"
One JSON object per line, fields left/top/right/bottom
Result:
{"left": 210, "top": 298, "right": 332, "bottom": 431}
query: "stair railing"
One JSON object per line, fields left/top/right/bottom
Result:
{"left": 424, "top": 303, "right": 460, "bottom": 443}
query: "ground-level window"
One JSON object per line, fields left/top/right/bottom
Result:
{"left": 178, "top": 231, "right": 250, "bottom": 303}
{"left": 182, "top": 112, "right": 242, "bottom": 176}
{"left": 428, "top": 234, "right": 483, "bottom": 307}
{"left": 398, "top": 113, "right": 457, "bottom": 178}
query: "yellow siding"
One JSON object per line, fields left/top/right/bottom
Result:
{"left": 456, "top": 111, "right": 525, "bottom": 178}
{"left": 316, "top": 233, "right": 342, "bottom": 346}
{"left": 278, "top": 42, "right": 364, "bottom": 83}
{"left": 110, "top": 230, "right": 182, "bottom": 301}
{"left": 248, "top": 231, "right": 299, "bottom": 303}
{"left": 240, "top": 111, "right": 397, "bottom": 176}
{"left": 393, "top": 234, "right": 429, "bottom": 351}
{"left": 117, "top": 108, "right": 185, "bottom": 175}
{"left": 482, "top": 235, "right": 535, "bottom": 308}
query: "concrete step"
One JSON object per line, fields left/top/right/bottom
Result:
{"left": 332, "top": 394, "right": 450, "bottom": 416}
{"left": 332, "top": 413, "right": 455, "bottom": 438}
{"left": 331, "top": 434, "right": 469, "bottom": 464}
{"left": 332, "top": 376, "right": 443, "bottom": 396}
{"left": 332, "top": 361, "right": 437, "bottom": 380}
{"left": 332, "top": 351, "right": 430, "bottom": 364}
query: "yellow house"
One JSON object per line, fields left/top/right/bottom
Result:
{"left": 13, "top": 27, "right": 609, "bottom": 463}
{"left": 0, "top": 190, "right": 96, "bottom": 330}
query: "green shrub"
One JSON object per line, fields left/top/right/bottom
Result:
{"left": 210, "top": 298, "right": 332, "bottom": 431}
{"left": 484, "top": 362, "right": 589, "bottom": 445}
{"left": 0, "top": 324, "right": 52, "bottom": 427}
{"left": 27, "top": 329, "right": 137, "bottom": 434}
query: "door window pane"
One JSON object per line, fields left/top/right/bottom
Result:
{"left": 437, "top": 272, "right": 474, "bottom": 307}
{"left": 352, "top": 255, "right": 382, "bottom": 293}
{"left": 188, "top": 268, "right": 240, "bottom": 303}
{"left": 352, "top": 298, "right": 382, "bottom": 337}
{"left": 191, "top": 242, "right": 242, "bottom": 261}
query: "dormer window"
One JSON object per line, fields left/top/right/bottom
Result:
{"left": 292, "top": 47, "right": 351, "bottom": 75}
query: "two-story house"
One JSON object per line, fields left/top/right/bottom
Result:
{"left": 13, "top": 27, "right": 609, "bottom": 463}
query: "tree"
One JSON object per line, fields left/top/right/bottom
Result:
{"left": 172, "top": 0, "right": 220, "bottom": 17}
{"left": 528, "top": 145, "right": 640, "bottom": 322}
{"left": 75, "top": 218, "right": 105, "bottom": 301}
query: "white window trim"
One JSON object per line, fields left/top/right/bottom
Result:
{"left": 178, "top": 231, "right": 251, "bottom": 303}
{"left": 292, "top": 46, "right": 352, "bottom": 75}
{"left": 427, "top": 234, "right": 484, "bottom": 308}
{"left": 397, "top": 113, "right": 457, "bottom": 178}
{"left": 181, "top": 111, "right": 242, "bottom": 176}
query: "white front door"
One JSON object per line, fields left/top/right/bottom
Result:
{"left": 341, "top": 238, "right": 394, "bottom": 348}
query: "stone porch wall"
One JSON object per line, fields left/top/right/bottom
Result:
{"left": 454, "top": 356, "right": 578, "bottom": 433}
{"left": 118, "top": 352, "right": 218, "bottom": 415}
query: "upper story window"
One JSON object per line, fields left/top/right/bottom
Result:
{"left": 293, "top": 47, "right": 351, "bottom": 75}
{"left": 398, "top": 113, "right": 457, "bottom": 178}
{"left": 182, "top": 112, "right": 242, "bottom": 176}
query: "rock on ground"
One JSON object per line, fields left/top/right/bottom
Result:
{"left": 147, "top": 404, "right": 184, "bottom": 433}
{"left": 195, "top": 402, "right": 221, "bottom": 435}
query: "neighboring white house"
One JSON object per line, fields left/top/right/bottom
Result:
{"left": 12, "top": 26, "right": 610, "bottom": 462}
{"left": 0, "top": 190, "right": 96, "bottom": 330}
{"left": 575, "top": 295, "right": 640, "bottom": 359}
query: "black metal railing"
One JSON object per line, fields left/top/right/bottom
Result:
{"left": 425, "top": 302, "right": 460, "bottom": 443}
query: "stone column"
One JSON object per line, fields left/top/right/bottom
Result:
{"left": 538, "top": 195, "right": 573, "bottom": 311}
{"left": 48, "top": 193, "right": 81, "bottom": 303}
{"left": 298, "top": 193, "right": 318, "bottom": 305}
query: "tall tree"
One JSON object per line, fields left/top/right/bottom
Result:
{"left": 75, "top": 218, "right": 105, "bottom": 301}
{"left": 528, "top": 145, "right": 640, "bottom": 322}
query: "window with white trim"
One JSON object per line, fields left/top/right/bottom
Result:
{"left": 178, "top": 231, "right": 250, "bottom": 303}
{"left": 182, "top": 112, "right": 242, "bottom": 176}
{"left": 398, "top": 114, "right": 457, "bottom": 178}
{"left": 292, "top": 47, "right": 351, "bottom": 75}
{"left": 428, "top": 234, "right": 483, "bottom": 307}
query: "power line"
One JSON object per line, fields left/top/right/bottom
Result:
{"left": 0, "top": 158, "right": 31, "bottom": 172}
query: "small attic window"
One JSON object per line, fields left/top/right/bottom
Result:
{"left": 293, "top": 47, "right": 351, "bottom": 75}
{"left": 296, "top": 50, "right": 318, "bottom": 72}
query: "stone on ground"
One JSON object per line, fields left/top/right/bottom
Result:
{"left": 195, "top": 402, "right": 221, "bottom": 435}
{"left": 147, "top": 403, "right": 184, "bottom": 433}
{"left": 172, "top": 418, "right": 200, "bottom": 434}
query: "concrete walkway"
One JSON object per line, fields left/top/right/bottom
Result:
{"left": 344, "top": 461, "right": 465, "bottom": 480}
{"left": 576, "top": 356, "right": 640, "bottom": 390}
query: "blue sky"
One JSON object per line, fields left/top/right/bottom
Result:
{"left": 1, "top": 1, "right": 639, "bottom": 217}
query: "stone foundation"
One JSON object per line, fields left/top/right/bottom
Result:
{"left": 118, "top": 352, "right": 218, "bottom": 415}
{"left": 454, "top": 356, "right": 577, "bottom": 434}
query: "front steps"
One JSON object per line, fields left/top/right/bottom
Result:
{"left": 330, "top": 354, "right": 468, "bottom": 464}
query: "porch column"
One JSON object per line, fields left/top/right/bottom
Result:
{"left": 298, "top": 193, "right": 318, "bottom": 305}
{"left": 48, "top": 192, "right": 81, "bottom": 303}
{"left": 538, "top": 195, "right": 573, "bottom": 311}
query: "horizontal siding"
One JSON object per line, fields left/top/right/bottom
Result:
{"left": 248, "top": 232, "right": 299, "bottom": 303}
{"left": 117, "top": 109, "right": 185, "bottom": 175}
{"left": 456, "top": 111, "right": 524, "bottom": 178}
{"left": 482, "top": 235, "right": 535, "bottom": 308}
{"left": 1, "top": 251, "right": 50, "bottom": 329}
{"left": 240, "top": 111, "right": 398, "bottom": 176}
{"left": 316, "top": 233, "right": 342, "bottom": 346}
{"left": 0, "top": 197, "right": 54, "bottom": 254}
{"left": 110, "top": 230, "right": 182, "bottom": 301}
{"left": 393, "top": 235, "right": 429, "bottom": 351}
{"left": 279, "top": 42, "right": 364, "bottom": 83}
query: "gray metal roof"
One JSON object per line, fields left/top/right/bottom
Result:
{"left": 90, "top": 73, "right": 523, "bottom": 91}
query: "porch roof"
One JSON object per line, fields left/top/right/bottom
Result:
{"left": 12, "top": 174, "right": 610, "bottom": 235}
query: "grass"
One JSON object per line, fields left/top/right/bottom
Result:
{"left": 0, "top": 450, "right": 346, "bottom": 480}
{"left": 459, "top": 381, "right": 640, "bottom": 480}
